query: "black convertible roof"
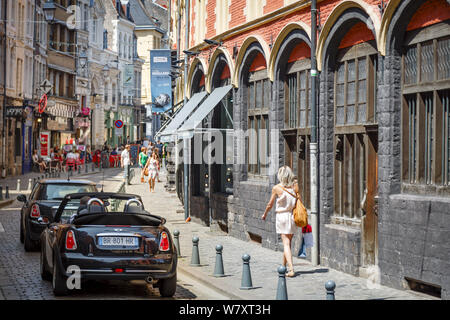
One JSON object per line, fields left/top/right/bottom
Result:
{"left": 61, "top": 192, "right": 143, "bottom": 201}
{"left": 54, "top": 192, "right": 145, "bottom": 222}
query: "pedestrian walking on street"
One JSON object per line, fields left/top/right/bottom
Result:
{"left": 144, "top": 151, "right": 159, "bottom": 192}
{"left": 155, "top": 152, "right": 162, "bottom": 182}
{"left": 139, "top": 147, "right": 148, "bottom": 183}
{"left": 121, "top": 145, "right": 133, "bottom": 185}
{"left": 262, "top": 166, "right": 299, "bottom": 277}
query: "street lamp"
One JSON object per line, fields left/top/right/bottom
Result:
{"left": 79, "top": 51, "right": 88, "bottom": 69}
{"left": 43, "top": 1, "right": 56, "bottom": 22}
{"left": 204, "top": 38, "right": 222, "bottom": 46}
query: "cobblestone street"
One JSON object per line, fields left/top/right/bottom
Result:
{"left": 0, "top": 168, "right": 228, "bottom": 300}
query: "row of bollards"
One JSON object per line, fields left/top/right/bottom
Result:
{"left": 178, "top": 230, "right": 337, "bottom": 300}
{"left": 0, "top": 164, "right": 105, "bottom": 197}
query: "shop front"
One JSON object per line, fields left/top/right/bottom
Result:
{"left": 41, "top": 101, "right": 78, "bottom": 152}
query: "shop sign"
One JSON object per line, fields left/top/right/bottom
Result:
{"left": 47, "top": 118, "right": 68, "bottom": 131}
{"left": 40, "top": 132, "right": 50, "bottom": 157}
{"left": 6, "top": 106, "right": 23, "bottom": 118}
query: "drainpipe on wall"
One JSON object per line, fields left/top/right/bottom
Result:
{"left": 310, "top": 0, "right": 320, "bottom": 266}
{"left": 1, "top": 0, "right": 8, "bottom": 178}
{"left": 183, "top": 0, "right": 190, "bottom": 221}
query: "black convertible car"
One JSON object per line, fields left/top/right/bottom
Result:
{"left": 17, "top": 179, "right": 98, "bottom": 251}
{"left": 39, "top": 192, "right": 177, "bottom": 297}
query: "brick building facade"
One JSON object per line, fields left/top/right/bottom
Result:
{"left": 166, "top": 0, "right": 450, "bottom": 299}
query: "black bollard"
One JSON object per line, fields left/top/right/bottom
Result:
{"left": 5, "top": 186, "right": 9, "bottom": 199}
{"left": 240, "top": 254, "right": 253, "bottom": 290}
{"left": 190, "top": 236, "right": 200, "bottom": 266}
{"left": 325, "top": 280, "right": 336, "bottom": 300}
{"left": 276, "top": 266, "right": 288, "bottom": 300}
{"left": 0, "top": 186, "right": 3, "bottom": 200}
{"left": 213, "top": 245, "right": 225, "bottom": 277}
{"left": 173, "top": 230, "right": 181, "bottom": 257}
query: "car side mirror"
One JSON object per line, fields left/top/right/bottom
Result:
{"left": 160, "top": 218, "right": 166, "bottom": 225}
{"left": 17, "top": 194, "right": 27, "bottom": 202}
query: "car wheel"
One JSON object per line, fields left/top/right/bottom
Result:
{"left": 24, "top": 228, "right": 37, "bottom": 252}
{"left": 40, "top": 245, "right": 51, "bottom": 281}
{"left": 158, "top": 273, "right": 177, "bottom": 297}
{"left": 52, "top": 254, "right": 69, "bottom": 296}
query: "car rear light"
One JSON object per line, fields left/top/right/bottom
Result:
{"left": 159, "top": 232, "right": 170, "bottom": 252}
{"left": 65, "top": 230, "right": 77, "bottom": 250}
{"left": 114, "top": 268, "right": 124, "bottom": 273}
{"left": 30, "top": 204, "right": 40, "bottom": 218}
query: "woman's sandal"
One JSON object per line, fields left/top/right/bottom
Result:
{"left": 286, "top": 269, "right": 295, "bottom": 277}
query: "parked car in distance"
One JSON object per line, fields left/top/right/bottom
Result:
{"left": 40, "top": 192, "right": 177, "bottom": 297}
{"left": 17, "top": 179, "right": 98, "bottom": 251}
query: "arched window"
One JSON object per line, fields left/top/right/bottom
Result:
{"left": 333, "top": 22, "right": 378, "bottom": 221}
{"left": 247, "top": 52, "right": 270, "bottom": 177}
{"left": 282, "top": 41, "right": 311, "bottom": 208}
{"left": 401, "top": 18, "right": 450, "bottom": 189}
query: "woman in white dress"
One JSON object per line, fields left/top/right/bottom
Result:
{"left": 262, "top": 166, "right": 299, "bottom": 277}
{"left": 144, "top": 151, "right": 159, "bottom": 192}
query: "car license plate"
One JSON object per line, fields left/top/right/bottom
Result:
{"left": 99, "top": 236, "right": 138, "bottom": 247}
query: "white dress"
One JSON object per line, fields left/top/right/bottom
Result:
{"left": 148, "top": 158, "right": 158, "bottom": 179}
{"left": 275, "top": 186, "right": 298, "bottom": 234}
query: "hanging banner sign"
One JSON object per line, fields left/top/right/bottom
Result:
{"left": 123, "top": 64, "right": 134, "bottom": 96}
{"left": 40, "top": 132, "right": 50, "bottom": 157}
{"left": 150, "top": 49, "right": 172, "bottom": 114}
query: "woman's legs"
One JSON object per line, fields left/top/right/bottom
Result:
{"left": 281, "top": 234, "right": 294, "bottom": 275}
{"left": 151, "top": 177, "right": 156, "bottom": 192}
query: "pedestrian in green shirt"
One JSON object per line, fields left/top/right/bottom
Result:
{"left": 139, "top": 147, "right": 149, "bottom": 183}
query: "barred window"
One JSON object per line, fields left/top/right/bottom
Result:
{"left": 248, "top": 70, "right": 270, "bottom": 176}
{"left": 402, "top": 22, "right": 450, "bottom": 192}
{"left": 283, "top": 58, "right": 311, "bottom": 208}
{"left": 333, "top": 41, "right": 378, "bottom": 221}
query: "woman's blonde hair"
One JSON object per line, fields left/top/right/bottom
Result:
{"left": 277, "top": 165, "right": 295, "bottom": 187}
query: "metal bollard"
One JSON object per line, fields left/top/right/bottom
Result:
{"left": 173, "top": 230, "right": 181, "bottom": 257}
{"left": 16, "top": 179, "right": 21, "bottom": 192}
{"left": 240, "top": 254, "right": 253, "bottom": 290}
{"left": 92, "top": 163, "right": 95, "bottom": 172}
{"left": 276, "top": 266, "right": 288, "bottom": 300}
{"left": 325, "top": 280, "right": 336, "bottom": 300}
{"left": 190, "top": 236, "right": 201, "bottom": 266}
{"left": 0, "top": 186, "right": 3, "bottom": 200}
{"left": 57, "top": 171, "right": 61, "bottom": 178}
{"left": 213, "top": 245, "right": 225, "bottom": 277}
{"left": 85, "top": 163, "right": 88, "bottom": 173}
{"left": 5, "top": 186, "right": 9, "bottom": 199}
{"left": 28, "top": 179, "right": 32, "bottom": 191}
{"left": 78, "top": 166, "right": 81, "bottom": 174}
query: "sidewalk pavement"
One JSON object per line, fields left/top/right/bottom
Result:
{"left": 125, "top": 170, "right": 434, "bottom": 300}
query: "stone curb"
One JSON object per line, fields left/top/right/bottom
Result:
{"left": 176, "top": 263, "right": 247, "bottom": 300}
{"left": 0, "top": 200, "right": 14, "bottom": 210}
